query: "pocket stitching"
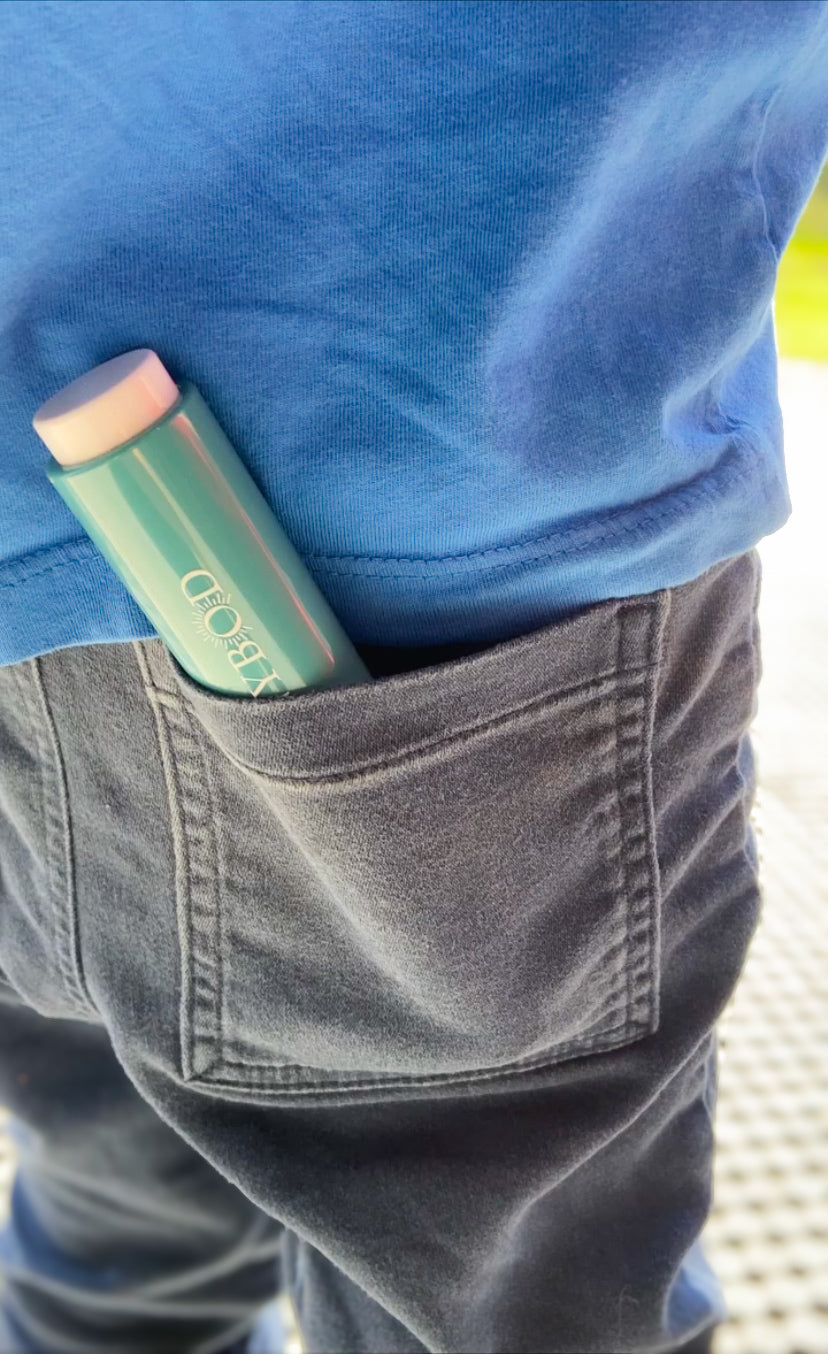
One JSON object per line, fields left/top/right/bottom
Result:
{"left": 140, "top": 668, "right": 226, "bottom": 1081}
{"left": 164, "top": 598, "right": 664, "bottom": 1097}
{"left": 615, "top": 601, "right": 662, "bottom": 1035}
{"left": 203, "top": 663, "right": 659, "bottom": 790}
{"left": 197, "top": 1010, "right": 650, "bottom": 1097}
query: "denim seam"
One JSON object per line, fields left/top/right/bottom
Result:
{"left": 190, "top": 910, "right": 643, "bottom": 1094}
{"left": 602, "top": 621, "right": 629, "bottom": 1045}
{"left": 41, "top": 664, "right": 92, "bottom": 1016}
{"left": 619, "top": 700, "right": 651, "bottom": 1029}
{"left": 136, "top": 642, "right": 223, "bottom": 1081}
{"left": 137, "top": 654, "right": 196, "bottom": 1082}
{"left": 163, "top": 692, "right": 225, "bottom": 1080}
{"left": 161, "top": 590, "right": 656, "bottom": 725}
{"left": 607, "top": 606, "right": 660, "bottom": 1042}
{"left": 217, "top": 982, "right": 637, "bottom": 1085}
{"left": 218, "top": 662, "right": 657, "bottom": 787}
{"left": 198, "top": 1014, "right": 649, "bottom": 1097}
{"left": 18, "top": 657, "right": 94, "bottom": 1018}
{"left": 625, "top": 598, "right": 663, "bottom": 1032}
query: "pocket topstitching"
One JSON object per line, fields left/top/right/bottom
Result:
{"left": 147, "top": 593, "right": 666, "bottom": 1102}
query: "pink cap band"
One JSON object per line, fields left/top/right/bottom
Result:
{"left": 32, "top": 349, "right": 180, "bottom": 466}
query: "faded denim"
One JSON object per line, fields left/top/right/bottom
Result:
{"left": 0, "top": 549, "right": 763, "bottom": 1352}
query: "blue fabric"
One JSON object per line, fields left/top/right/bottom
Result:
{"left": 1, "top": 0, "right": 827, "bottom": 663}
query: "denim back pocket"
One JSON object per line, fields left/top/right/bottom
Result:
{"left": 144, "top": 592, "right": 667, "bottom": 1103}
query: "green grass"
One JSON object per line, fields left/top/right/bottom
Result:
{"left": 774, "top": 164, "right": 828, "bottom": 362}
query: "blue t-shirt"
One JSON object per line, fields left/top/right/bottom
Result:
{"left": 2, "top": 0, "right": 827, "bottom": 663}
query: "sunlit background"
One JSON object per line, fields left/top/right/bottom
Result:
{"left": 1, "top": 167, "right": 827, "bottom": 1354}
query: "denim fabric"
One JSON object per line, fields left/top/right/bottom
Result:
{"left": 0, "top": 549, "right": 763, "bottom": 1352}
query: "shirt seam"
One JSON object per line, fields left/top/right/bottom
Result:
{"left": 0, "top": 426, "right": 773, "bottom": 584}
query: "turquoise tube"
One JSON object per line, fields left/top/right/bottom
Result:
{"left": 41, "top": 377, "right": 372, "bottom": 698}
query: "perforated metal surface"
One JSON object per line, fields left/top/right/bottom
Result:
{"left": 0, "top": 359, "right": 825, "bottom": 1353}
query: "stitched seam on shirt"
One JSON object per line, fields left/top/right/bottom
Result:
{"left": 0, "top": 432, "right": 771, "bottom": 584}
{"left": 309, "top": 435, "right": 769, "bottom": 569}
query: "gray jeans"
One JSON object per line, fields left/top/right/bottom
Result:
{"left": 0, "top": 550, "right": 763, "bottom": 1353}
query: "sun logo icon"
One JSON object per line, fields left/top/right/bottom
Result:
{"left": 181, "top": 569, "right": 251, "bottom": 649}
